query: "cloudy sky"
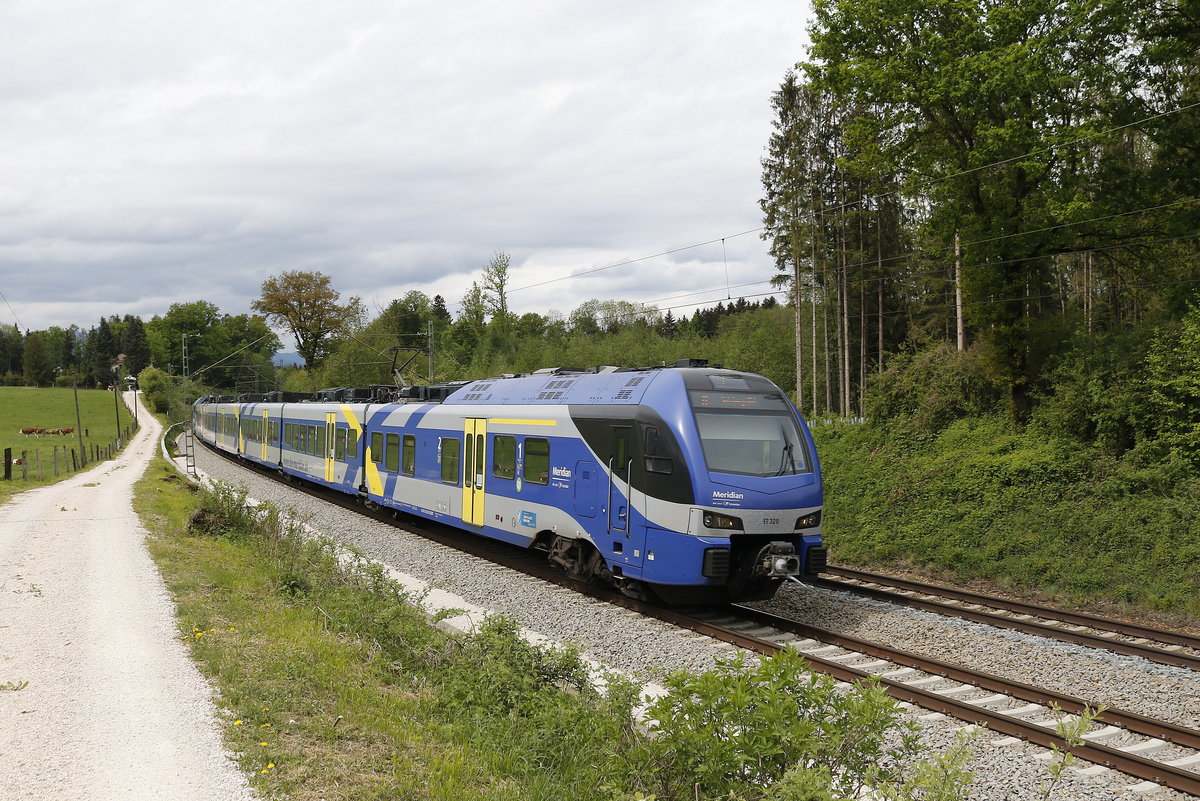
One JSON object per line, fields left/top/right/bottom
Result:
{"left": 1, "top": 1, "right": 812, "bottom": 345}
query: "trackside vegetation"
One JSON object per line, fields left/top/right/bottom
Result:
{"left": 134, "top": 461, "right": 976, "bottom": 800}
{"left": 816, "top": 315, "right": 1200, "bottom": 619}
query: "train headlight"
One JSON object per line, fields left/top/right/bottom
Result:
{"left": 703, "top": 511, "right": 744, "bottom": 531}
{"left": 794, "top": 511, "right": 822, "bottom": 530}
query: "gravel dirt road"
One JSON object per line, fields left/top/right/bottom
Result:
{"left": 0, "top": 395, "right": 255, "bottom": 801}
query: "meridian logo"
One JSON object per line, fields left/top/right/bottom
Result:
{"left": 552, "top": 466, "right": 572, "bottom": 478}
{"left": 712, "top": 490, "right": 744, "bottom": 500}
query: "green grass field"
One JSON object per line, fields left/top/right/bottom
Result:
{"left": 0, "top": 386, "right": 138, "bottom": 503}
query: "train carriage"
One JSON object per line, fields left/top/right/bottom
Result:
{"left": 193, "top": 361, "right": 825, "bottom": 604}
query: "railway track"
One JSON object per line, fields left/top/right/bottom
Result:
{"left": 815, "top": 566, "right": 1200, "bottom": 671}
{"left": 192, "top": 441, "right": 1200, "bottom": 796}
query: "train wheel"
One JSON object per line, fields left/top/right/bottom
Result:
{"left": 547, "top": 536, "right": 601, "bottom": 582}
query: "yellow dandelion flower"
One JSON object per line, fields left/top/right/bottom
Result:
{"left": 229, "top": 627, "right": 237, "bottom": 631}
{"left": 260, "top": 769, "right": 268, "bottom": 774}
{"left": 261, "top": 707, "right": 269, "bottom": 712}
{"left": 194, "top": 632, "right": 203, "bottom": 638}
{"left": 261, "top": 723, "right": 272, "bottom": 728}
{"left": 234, "top": 720, "right": 243, "bottom": 726}
{"left": 267, "top": 763, "right": 275, "bottom": 769}
{"left": 260, "top": 741, "right": 269, "bottom": 746}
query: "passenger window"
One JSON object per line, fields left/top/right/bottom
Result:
{"left": 347, "top": 429, "right": 358, "bottom": 460}
{"left": 643, "top": 426, "right": 673, "bottom": 474}
{"left": 335, "top": 428, "right": 346, "bottom": 461}
{"left": 385, "top": 433, "right": 400, "bottom": 473}
{"left": 299, "top": 426, "right": 308, "bottom": 453}
{"left": 316, "top": 426, "right": 325, "bottom": 457}
{"left": 402, "top": 434, "right": 416, "bottom": 475}
{"left": 492, "top": 435, "right": 516, "bottom": 479}
{"left": 370, "top": 432, "right": 383, "bottom": 464}
{"left": 524, "top": 437, "right": 549, "bottom": 485}
{"left": 441, "top": 437, "right": 460, "bottom": 483}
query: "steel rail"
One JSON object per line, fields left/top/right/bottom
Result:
{"left": 815, "top": 569, "right": 1200, "bottom": 671}
{"left": 825, "top": 565, "right": 1200, "bottom": 649}
{"left": 730, "top": 605, "right": 1200, "bottom": 751}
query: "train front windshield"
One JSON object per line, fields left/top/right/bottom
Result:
{"left": 690, "top": 390, "right": 810, "bottom": 477}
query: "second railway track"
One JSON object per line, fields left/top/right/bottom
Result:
{"left": 815, "top": 565, "right": 1200, "bottom": 671}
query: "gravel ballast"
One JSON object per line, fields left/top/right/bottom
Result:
{"left": 193, "top": 445, "right": 1198, "bottom": 801}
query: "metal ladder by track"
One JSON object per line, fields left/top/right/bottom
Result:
{"left": 184, "top": 425, "right": 196, "bottom": 476}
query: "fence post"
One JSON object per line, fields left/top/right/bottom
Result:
{"left": 3, "top": 448, "right": 10, "bottom": 481}
{"left": 36, "top": 450, "right": 42, "bottom": 481}
{"left": 71, "top": 449, "right": 78, "bottom": 471}
{"left": 53, "top": 445, "right": 59, "bottom": 477}
{"left": 21, "top": 450, "right": 28, "bottom": 481}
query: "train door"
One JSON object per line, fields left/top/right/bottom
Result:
{"left": 235, "top": 406, "right": 244, "bottom": 455}
{"left": 608, "top": 427, "right": 632, "bottom": 535}
{"left": 261, "top": 409, "right": 270, "bottom": 462}
{"left": 324, "top": 412, "right": 336, "bottom": 483}
{"left": 461, "top": 418, "right": 487, "bottom": 526}
{"left": 574, "top": 460, "right": 598, "bottom": 518}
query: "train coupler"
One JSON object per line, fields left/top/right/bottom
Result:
{"left": 753, "top": 541, "right": 801, "bottom": 578}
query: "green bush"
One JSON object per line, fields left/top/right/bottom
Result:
{"left": 864, "top": 343, "right": 1004, "bottom": 433}
{"left": 609, "top": 648, "right": 974, "bottom": 801}
{"left": 1145, "top": 304, "right": 1200, "bottom": 465}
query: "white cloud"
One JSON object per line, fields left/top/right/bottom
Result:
{"left": 0, "top": 0, "right": 810, "bottom": 339}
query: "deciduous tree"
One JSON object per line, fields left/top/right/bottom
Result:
{"left": 251, "top": 270, "right": 348, "bottom": 367}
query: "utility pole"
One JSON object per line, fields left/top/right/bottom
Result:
{"left": 427, "top": 322, "right": 434, "bottom": 381}
{"left": 955, "top": 231, "right": 965, "bottom": 351}
{"left": 72, "top": 373, "right": 86, "bottom": 467}
{"left": 181, "top": 333, "right": 192, "bottom": 378}
{"left": 113, "top": 364, "right": 122, "bottom": 442}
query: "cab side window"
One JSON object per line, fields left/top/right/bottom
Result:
{"left": 643, "top": 426, "right": 673, "bottom": 474}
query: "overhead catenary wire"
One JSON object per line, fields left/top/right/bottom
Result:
{"left": 582, "top": 232, "right": 1200, "bottom": 330}
{"left": 451, "top": 99, "right": 1200, "bottom": 311}
{"left": 0, "top": 286, "right": 24, "bottom": 331}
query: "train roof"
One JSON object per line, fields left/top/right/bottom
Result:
{"left": 445, "top": 362, "right": 782, "bottom": 406}
{"left": 193, "top": 359, "right": 783, "bottom": 408}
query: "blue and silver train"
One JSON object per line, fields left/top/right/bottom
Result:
{"left": 192, "top": 360, "right": 826, "bottom": 604}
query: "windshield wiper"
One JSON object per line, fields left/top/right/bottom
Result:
{"left": 776, "top": 426, "right": 797, "bottom": 476}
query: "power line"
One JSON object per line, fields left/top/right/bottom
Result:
{"left": 459, "top": 99, "right": 1200, "bottom": 311}
{"left": 506, "top": 227, "right": 763, "bottom": 296}
{"left": 0, "top": 286, "right": 24, "bottom": 331}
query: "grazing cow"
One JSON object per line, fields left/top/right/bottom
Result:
{"left": 20, "top": 428, "right": 36, "bottom": 436}
{"left": 62, "top": 427, "right": 74, "bottom": 435}
{"left": 46, "top": 428, "right": 61, "bottom": 436}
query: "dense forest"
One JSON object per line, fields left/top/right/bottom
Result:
{"left": 3, "top": 0, "right": 1196, "bottom": 612}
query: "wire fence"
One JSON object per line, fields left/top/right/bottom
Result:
{"left": 2, "top": 423, "right": 139, "bottom": 482}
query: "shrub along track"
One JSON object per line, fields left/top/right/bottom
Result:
{"left": 815, "top": 566, "right": 1200, "bottom": 671}
{"left": 196, "top": 438, "right": 1200, "bottom": 797}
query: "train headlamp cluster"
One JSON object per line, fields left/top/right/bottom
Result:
{"left": 794, "top": 511, "right": 822, "bottom": 530}
{"left": 702, "top": 511, "right": 744, "bottom": 531}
